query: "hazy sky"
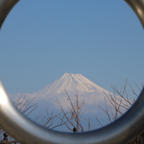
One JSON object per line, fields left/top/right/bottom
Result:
{"left": 0, "top": 0, "right": 144, "bottom": 93}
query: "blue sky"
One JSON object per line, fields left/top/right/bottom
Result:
{"left": 0, "top": 0, "right": 144, "bottom": 93}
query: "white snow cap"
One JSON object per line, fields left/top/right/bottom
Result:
{"left": 53, "top": 72, "right": 108, "bottom": 94}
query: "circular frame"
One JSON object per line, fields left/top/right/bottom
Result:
{"left": 0, "top": 0, "right": 144, "bottom": 144}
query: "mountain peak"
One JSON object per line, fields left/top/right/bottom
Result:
{"left": 14, "top": 73, "right": 113, "bottom": 122}
{"left": 62, "top": 73, "right": 82, "bottom": 78}
{"left": 46, "top": 73, "right": 109, "bottom": 95}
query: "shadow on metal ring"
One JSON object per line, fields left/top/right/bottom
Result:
{"left": 0, "top": 0, "right": 144, "bottom": 144}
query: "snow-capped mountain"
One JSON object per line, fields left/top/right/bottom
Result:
{"left": 33, "top": 73, "right": 111, "bottom": 109}
{"left": 12, "top": 73, "right": 113, "bottom": 113}
{"left": 11, "top": 73, "right": 114, "bottom": 130}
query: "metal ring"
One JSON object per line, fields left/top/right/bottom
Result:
{"left": 0, "top": 0, "right": 18, "bottom": 28}
{"left": 0, "top": 0, "right": 144, "bottom": 144}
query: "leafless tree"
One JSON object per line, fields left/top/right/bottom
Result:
{"left": 98, "top": 82, "right": 144, "bottom": 144}
{"left": 1, "top": 82, "right": 143, "bottom": 143}
{"left": 14, "top": 95, "right": 38, "bottom": 116}
{"left": 44, "top": 111, "right": 66, "bottom": 130}
{"left": 56, "top": 91, "right": 87, "bottom": 132}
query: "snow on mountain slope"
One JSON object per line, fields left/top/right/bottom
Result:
{"left": 10, "top": 73, "right": 133, "bottom": 131}
{"left": 48, "top": 73, "right": 108, "bottom": 94}
{"left": 11, "top": 73, "right": 112, "bottom": 113}
{"left": 9, "top": 73, "right": 116, "bottom": 130}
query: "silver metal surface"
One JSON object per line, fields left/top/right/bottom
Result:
{"left": 126, "top": 0, "right": 144, "bottom": 28}
{"left": 0, "top": 0, "right": 19, "bottom": 28}
{"left": 0, "top": 83, "right": 144, "bottom": 144}
{"left": 0, "top": 0, "right": 144, "bottom": 144}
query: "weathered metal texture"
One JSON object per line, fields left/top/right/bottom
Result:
{"left": 0, "top": 0, "right": 144, "bottom": 29}
{"left": 0, "top": 0, "right": 19, "bottom": 28}
{"left": 0, "top": 83, "right": 144, "bottom": 144}
{"left": 0, "top": 0, "right": 144, "bottom": 144}
{"left": 126, "top": 0, "right": 144, "bottom": 28}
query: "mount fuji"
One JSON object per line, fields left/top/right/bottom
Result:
{"left": 13, "top": 73, "right": 111, "bottom": 109}
{"left": 11, "top": 73, "right": 114, "bottom": 129}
